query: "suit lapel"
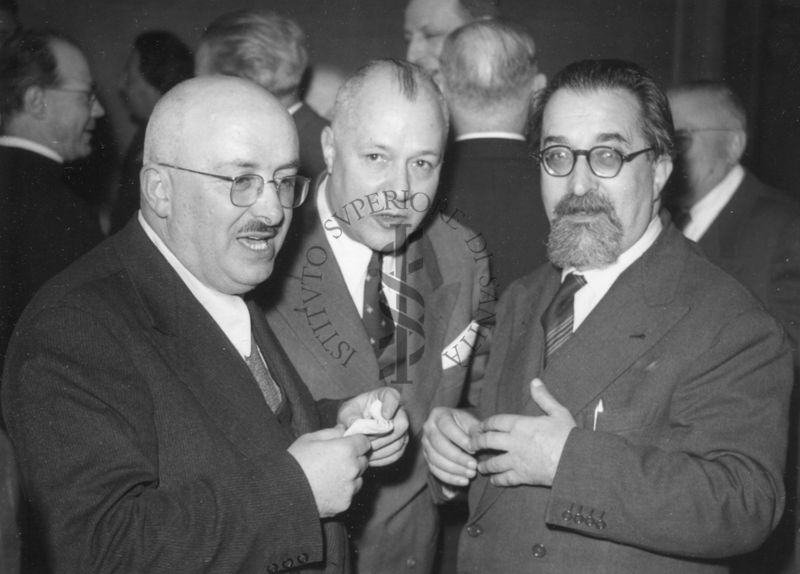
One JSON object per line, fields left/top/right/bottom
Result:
{"left": 115, "top": 223, "right": 293, "bottom": 459}
{"left": 699, "top": 173, "right": 754, "bottom": 260}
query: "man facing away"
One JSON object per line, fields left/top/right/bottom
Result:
{"left": 261, "top": 59, "right": 495, "bottom": 574}
{"left": 2, "top": 75, "right": 409, "bottom": 573}
{"left": 0, "top": 29, "right": 104, "bottom": 369}
{"left": 437, "top": 19, "right": 550, "bottom": 292}
{"left": 196, "top": 9, "right": 329, "bottom": 179}
{"left": 423, "top": 59, "right": 793, "bottom": 573}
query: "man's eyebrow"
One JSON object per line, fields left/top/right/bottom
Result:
{"left": 595, "top": 132, "right": 630, "bottom": 145}
{"left": 541, "top": 135, "right": 569, "bottom": 147}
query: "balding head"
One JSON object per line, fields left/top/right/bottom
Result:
{"left": 667, "top": 81, "right": 747, "bottom": 205}
{"left": 439, "top": 19, "right": 544, "bottom": 135}
{"left": 141, "top": 75, "right": 301, "bottom": 295}
{"left": 322, "top": 59, "right": 448, "bottom": 252}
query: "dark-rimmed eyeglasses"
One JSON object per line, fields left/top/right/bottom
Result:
{"left": 536, "top": 145, "right": 653, "bottom": 179}
{"left": 157, "top": 163, "right": 310, "bottom": 208}
{"left": 46, "top": 86, "right": 98, "bottom": 108}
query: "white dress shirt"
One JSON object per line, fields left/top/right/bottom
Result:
{"left": 682, "top": 164, "right": 744, "bottom": 242}
{"left": 455, "top": 131, "right": 526, "bottom": 142}
{"left": 566, "top": 216, "right": 663, "bottom": 331}
{"left": 138, "top": 213, "right": 252, "bottom": 358}
{"left": 0, "top": 135, "right": 63, "bottom": 163}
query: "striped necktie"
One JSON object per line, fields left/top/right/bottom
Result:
{"left": 363, "top": 250, "right": 395, "bottom": 356}
{"left": 244, "top": 334, "right": 283, "bottom": 412}
{"left": 541, "top": 273, "right": 586, "bottom": 365}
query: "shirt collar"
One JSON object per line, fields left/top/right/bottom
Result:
{"left": 683, "top": 164, "right": 744, "bottom": 242}
{"left": 455, "top": 131, "right": 526, "bottom": 142}
{"left": 137, "top": 212, "right": 252, "bottom": 357}
{"left": 0, "top": 135, "right": 64, "bottom": 163}
{"left": 287, "top": 101, "right": 303, "bottom": 116}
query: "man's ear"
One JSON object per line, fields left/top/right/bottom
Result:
{"left": 652, "top": 154, "right": 674, "bottom": 201}
{"left": 140, "top": 165, "right": 172, "bottom": 218}
{"left": 726, "top": 129, "right": 747, "bottom": 165}
{"left": 531, "top": 72, "right": 547, "bottom": 96}
{"left": 321, "top": 126, "right": 335, "bottom": 174}
{"left": 23, "top": 85, "right": 47, "bottom": 118}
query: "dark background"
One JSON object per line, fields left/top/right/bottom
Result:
{"left": 19, "top": 0, "right": 800, "bottom": 196}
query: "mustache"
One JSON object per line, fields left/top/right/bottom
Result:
{"left": 238, "top": 220, "right": 279, "bottom": 236}
{"left": 554, "top": 191, "right": 615, "bottom": 217}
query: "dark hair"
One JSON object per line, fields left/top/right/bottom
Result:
{"left": 461, "top": 0, "right": 500, "bottom": 19}
{"left": 531, "top": 59, "right": 675, "bottom": 158}
{"left": 134, "top": 31, "right": 193, "bottom": 95}
{"left": 0, "top": 29, "right": 70, "bottom": 119}
{"left": 0, "top": 0, "right": 18, "bottom": 16}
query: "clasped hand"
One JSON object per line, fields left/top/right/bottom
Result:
{"left": 422, "top": 378, "right": 576, "bottom": 489}
{"left": 289, "top": 387, "right": 409, "bottom": 518}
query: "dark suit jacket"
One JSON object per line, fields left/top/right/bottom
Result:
{"left": 0, "top": 145, "right": 103, "bottom": 367}
{"left": 698, "top": 170, "right": 800, "bottom": 574}
{"left": 293, "top": 103, "right": 329, "bottom": 179}
{"left": 1, "top": 219, "right": 348, "bottom": 574}
{"left": 458, "top": 219, "right": 793, "bottom": 573}
{"left": 260, "top": 182, "right": 495, "bottom": 574}
{"left": 109, "top": 125, "right": 146, "bottom": 234}
{"left": 439, "top": 137, "right": 550, "bottom": 293}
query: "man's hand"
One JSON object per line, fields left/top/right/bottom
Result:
{"left": 471, "top": 378, "right": 576, "bottom": 487}
{"left": 337, "top": 387, "right": 410, "bottom": 468}
{"left": 422, "top": 407, "right": 480, "bottom": 487}
{"left": 288, "top": 427, "right": 371, "bottom": 518}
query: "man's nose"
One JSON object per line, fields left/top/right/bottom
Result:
{"left": 568, "top": 155, "right": 597, "bottom": 196}
{"left": 91, "top": 97, "right": 105, "bottom": 119}
{"left": 405, "top": 35, "right": 425, "bottom": 66}
{"left": 389, "top": 163, "right": 410, "bottom": 195}
{"left": 249, "top": 181, "right": 286, "bottom": 225}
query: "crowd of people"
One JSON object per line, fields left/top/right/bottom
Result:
{"left": 1, "top": 0, "right": 799, "bottom": 573}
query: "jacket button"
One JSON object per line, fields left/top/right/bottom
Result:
{"left": 531, "top": 543, "right": 547, "bottom": 558}
{"left": 466, "top": 524, "right": 483, "bottom": 537}
{"left": 406, "top": 557, "right": 417, "bottom": 568}
{"left": 268, "top": 564, "right": 279, "bottom": 573}
{"left": 297, "top": 553, "right": 309, "bottom": 564}
{"left": 282, "top": 558, "right": 294, "bottom": 568}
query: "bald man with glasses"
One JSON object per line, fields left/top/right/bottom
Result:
{"left": 423, "top": 59, "right": 793, "bottom": 573}
{"left": 2, "top": 75, "right": 410, "bottom": 573}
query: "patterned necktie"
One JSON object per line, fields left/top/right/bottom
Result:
{"left": 541, "top": 273, "right": 586, "bottom": 365}
{"left": 244, "top": 334, "right": 283, "bottom": 412}
{"left": 363, "top": 251, "right": 395, "bottom": 356}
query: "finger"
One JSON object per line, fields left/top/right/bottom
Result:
{"left": 470, "top": 430, "right": 512, "bottom": 454}
{"left": 370, "top": 436, "right": 408, "bottom": 468}
{"left": 378, "top": 388, "right": 402, "bottom": 419}
{"left": 369, "top": 426, "right": 405, "bottom": 452}
{"left": 428, "top": 461, "right": 474, "bottom": 488}
{"left": 308, "top": 426, "right": 346, "bottom": 440}
{"left": 476, "top": 451, "right": 513, "bottom": 475}
{"left": 479, "top": 414, "right": 519, "bottom": 434}
{"left": 489, "top": 470, "right": 523, "bottom": 488}
{"left": 422, "top": 435, "right": 476, "bottom": 478}
{"left": 529, "top": 378, "right": 566, "bottom": 416}
{"left": 346, "top": 433, "right": 372, "bottom": 455}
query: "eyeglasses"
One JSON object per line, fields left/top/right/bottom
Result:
{"left": 536, "top": 145, "right": 654, "bottom": 178}
{"left": 46, "top": 86, "right": 98, "bottom": 107}
{"left": 157, "top": 162, "right": 310, "bottom": 208}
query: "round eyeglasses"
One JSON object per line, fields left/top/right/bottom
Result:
{"left": 46, "top": 86, "right": 99, "bottom": 108}
{"left": 536, "top": 145, "right": 654, "bottom": 179}
{"left": 157, "top": 162, "right": 310, "bottom": 208}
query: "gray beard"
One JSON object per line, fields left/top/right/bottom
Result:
{"left": 547, "top": 192, "right": 624, "bottom": 270}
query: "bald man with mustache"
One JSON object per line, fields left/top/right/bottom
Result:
{"left": 2, "top": 75, "right": 409, "bottom": 574}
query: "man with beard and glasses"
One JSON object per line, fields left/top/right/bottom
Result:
{"left": 2, "top": 75, "right": 410, "bottom": 573}
{"left": 422, "top": 59, "right": 793, "bottom": 573}
{"left": 260, "top": 59, "right": 495, "bottom": 574}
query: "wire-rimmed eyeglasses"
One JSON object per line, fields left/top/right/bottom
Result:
{"left": 46, "top": 86, "right": 99, "bottom": 108}
{"left": 157, "top": 163, "right": 310, "bottom": 208}
{"left": 536, "top": 145, "right": 653, "bottom": 178}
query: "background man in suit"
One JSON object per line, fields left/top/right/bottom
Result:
{"left": 0, "top": 28, "right": 104, "bottom": 371}
{"left": 437, "top": 19, "right": 549, "bottom": 293}
{"left": 403, "top": 0, "right": 498, "bottom": 76}
{"left": 2, "top": 75, "right": 409, "bottom": 573}
{"left": 668, "top": 80, "right": 800, "bottom": 574}
{"left": 195, "top": 9, "right": 328, "bottom": 179}
{"left": 423, "top": 59, "right": 793, "bottom": 573}
{"left": 261, "top": 59, "right": 495, "bottom": 574}
{"left": 111, "top": 30, "right": 193, "bottom": 234}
